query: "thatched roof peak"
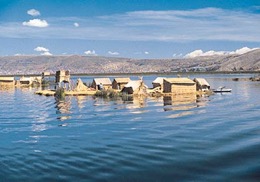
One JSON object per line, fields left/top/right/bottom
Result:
{"left": 93, "top": 78, "right": 112, "bottom": 85}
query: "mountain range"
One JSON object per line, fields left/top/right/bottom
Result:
{"left": 0, "top": 49, "right": 259, "bottom": 75}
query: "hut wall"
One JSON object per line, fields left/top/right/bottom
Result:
{"left": 163, "top": 81, "right": 196, "bottom": 94}
{"left": 112, "top": 81, "right": 127, "bottom": 90}
{"left": 196, "top": 84, "right": 210, "bottom": 91}
{"left": 0, "top": 77, "right": 15, "bottom": 87}
{"left": 122, "top": 87, "right": 134, "bottom": 94}
{"left": 112, "top": 81, "right": 117, "bottom": 89}
{"left": 103, "top": 84, "right": 112, "bottom": 90}
{"left": 92, "top": 81, "right": 111, "bottom": 90}
{"left": 152, "top": 83, "right": 161, "bottom": 89}
{"left": 171, "top": 83, "right": 196, "bottom": 94}
{"left": 92, "top": 81, "right": 97, "bottom": 90}
{"left": 0, "top": 80, "right": 15, "bottom": 87}
{"left": 163, "top": 81, "right": 172, "bottom": 93}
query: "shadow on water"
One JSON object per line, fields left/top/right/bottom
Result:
{"left": 163, "top": 94, "right": 210, "bottom": 118}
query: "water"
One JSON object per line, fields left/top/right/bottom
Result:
{"left": 0, "top": 74, "right": 260, "bottom": 181}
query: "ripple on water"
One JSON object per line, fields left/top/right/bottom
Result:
{"left": 0, "top": 75, "right": 260, "bottom": 181}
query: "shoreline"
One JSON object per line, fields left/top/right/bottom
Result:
{"left": 1, "top": 71, "right": 259, "bottom": 77}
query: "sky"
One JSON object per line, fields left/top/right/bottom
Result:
{"left": 0, "top": 0, "right": 259, "bottom": 58}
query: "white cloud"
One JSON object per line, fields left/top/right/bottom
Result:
{"left": 108, "top": 51, "right": 119, "bottom": 55}
{"left": 84, "top": 50, "right": 97, "bottom": 56}
{"left": 22, "top": 19, "right": 48, "bottom": 28}
{"left": 185, "top": 50, "right": 204, "bottom": 58}
{"left": 74, "top": 22, "right": 79, "bottom": 27}
{"left": 144, "top": 51, "right": 149, "bottom": 55}
{"left": 185, "top": 47, "right": 259, "bottom": 58}
{"left": 27, "top": 9, "right": 41, "bottom": 16}
{"left": 41, "top": 51, "right": 52, "bottom": 56}
{"left": 34, "top": 46, "right": 52, "bottom": 56}
{"left": 34, "top": 46, "right": 49, "bottom": 52}
{"left": 1, "top": 8, "right": 259, "bottom": 42}
{"left": 229, "top": 47, "right": 258, "bottom": 55}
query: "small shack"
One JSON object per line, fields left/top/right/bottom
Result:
{"left": 152, "top": 77, "right": 166, "bottom": 89}
{"left": 193, "top": 78, "right": 210, "bottom": 91}
{"left": 92, "top": 78, "right": 112, "bottom": 90}
{"left": 112, "top": 78, "right": 131, "bottom": 90}
{"left": 19, "top": 76, "right": 33, "bottom": 85}
{"left": 121, "top": 80, "right": 147, "bottom": 95}
{"left": 163, "top": 78, "right": 196, "bottom": 94}
{"left": 55, "top": 70, "right": 70, "bottom": 83}
{"left": 0, "top": 77, "right": 15, "bottom": 87}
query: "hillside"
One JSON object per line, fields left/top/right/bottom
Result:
{"left": 0, "top": 49, "right": 259, "bottom": 75}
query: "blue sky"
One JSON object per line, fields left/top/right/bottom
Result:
{"left": 0, "top": 0, "right": 259, "bottom": 58}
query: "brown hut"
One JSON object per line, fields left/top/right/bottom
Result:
{"left": 112, "top": 78, "right": 131, "bottom": 90}
{"left": 121, "top": 80, "right": 147, "bottom": 95}
{"left": 92, "top": 78, "right": 112, "bottom": 90}
{"left": 0, "top": 77, "right": 15, "bottom": 87}
{"left": 193, "top": 78, "right": 210, "bottom": 91}
{"left": 152, "top": 77, "right": 166, "bottom": 89}
{"left": 163, "top": 78, "right": 196, "bottom": 94}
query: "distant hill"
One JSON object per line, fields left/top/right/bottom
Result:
{"left": 0, "top": 49, "right": 259, "bottom": 75}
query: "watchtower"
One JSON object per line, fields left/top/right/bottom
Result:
{"left": 55, "top": 70, "right": 71, "bottom": 90}
{"left": 55, "top": 70, "right": 70, "bottom": 83}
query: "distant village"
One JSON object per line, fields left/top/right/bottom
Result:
{"left": 0, "top": 70, "right": 214, "bottom": 97}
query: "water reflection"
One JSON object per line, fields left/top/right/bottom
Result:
{"left": 123, "top": 95, "right": 146, "bottom": 109}
{"left": 76, "top": 96, "right": 87, "bottom": 109}
{"left": 55, "top": 97, "right": 72, "bottom": 121}
{"left": 196, "top": 96, "right": 210, "bottom": 108}
{"left": 0, "top": 86, "right": 15, "bottom": 93}
{"left": 163, "top": 94, "right": 197, "bottom": 111}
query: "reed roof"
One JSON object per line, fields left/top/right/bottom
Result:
{"left": 0, "top": 77, "right": 15, "bottom": 81}
{"left": 113, "top": 77, "right": 131, "bottom": 83}
{"left": 194, "top": 78, "right": 210, "bottom": 86}
{"left": 164, "top": 78, "right": 195, "bottom": 84}
{"left": 93, "top": 78, "right": 112, "bottom": 85}
{"left": 152, "top": 77, "right": 166, "bottom": 84}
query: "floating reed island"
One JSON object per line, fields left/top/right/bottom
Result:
{"left": 30, "top": 70, "right": 215, "bottom": 98}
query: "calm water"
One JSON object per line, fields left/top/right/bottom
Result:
{"left": 0, "top": 74, "right": 259, "bottom": 181}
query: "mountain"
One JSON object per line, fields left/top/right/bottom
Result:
{"left": 0, "top": 49, "right": 259, "bottom": 75}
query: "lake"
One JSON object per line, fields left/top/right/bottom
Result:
{"left": 0, "top": 73, "right": 259, "bottom": 181}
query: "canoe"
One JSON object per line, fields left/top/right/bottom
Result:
{"left": 212, "top": 87, "right": 232, "bottom": 93}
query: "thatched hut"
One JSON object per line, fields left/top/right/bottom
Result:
{"left": 74, "top": 78, "right": 88, "bottom": 91}
{"left": 112, "top": 78, "right": 131, "bottom": 90}
{"left": 92, "top": 78, "right": 112, "bottom": 90}
{"left": 0, "top": 77, "right": 15, "bottom": 87}
{"left": 152, "top": 77, "right": 166, "bottom": 89}
{"left": 121, "top": 80, "right": 147, "bottom": 95}
{"left": 163, "top": 78, "right": 196, "bottom": 94}
{"left": 193, "top": 78, "right": 210, "bottom": 91}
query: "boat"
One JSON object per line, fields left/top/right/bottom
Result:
{"left": 212, "top": 86, "right": 232, "bottom": 93}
